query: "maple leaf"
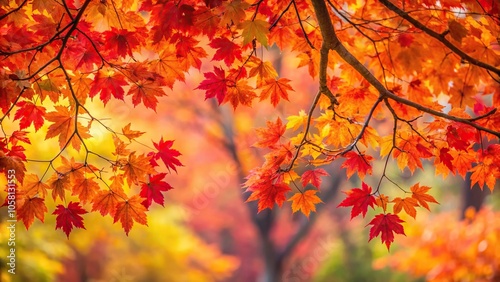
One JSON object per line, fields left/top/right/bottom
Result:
{"left": 196, "top": 67, "right": 228, "bottom": 104}
{"left": 113, "top": 195, "right": 148, "bottom": 235}
{"left": 150, "top": 46, "right": 187, "bottom": 88}
{"left": 9, "top": 130, "right": 30, "bottom": 145}
{"left": 120, "top": 152, "right": 155, "bottom": 186}
{"left": 240, "top": 19, "right": 270, "bottom": 47}
{"left": 47, "top": 172, "right": 71, "bottom": 201}
{"left": 448, "top": 20, "right": 468, "bottom": 43}
{"left": 0, "top": 150, "right": 26, "bottom": 183}
{"left": 14, "top": 101, "right": 46, "bottom": 131}
{"left": 367, "top": 213, "right": 406, "bottom": 250}
{"left": 224, "top": 80, "right": 257, "bottom": 109}
{"left": 44, "top": 106, "right": 74, "bottom": 149}
{"left": 139, "top": 173, "right": 173, "bottom": 208}
{"left": 398, "top": 33, "right": 414, "bottom": 47}
{"left": 72, "top": 177, "right": 100, "bottom": 204}
{"left": 341, "top": 151, "right": 374, "bottom": 179}
{"left": 122, "top": 123, "right": 145, "bottom": 141}
{"left": 392, "top": 197, "right": 418, "bottom": 218}
{"left": 438, "top": 147, "right": 454, "bottom": 172}
{"left": 209, "top": 37, "right": 242, "bottom": 66}
{"left": 103, "top": 27, "right": 143, "bottom": 59}
{"left": 89, "top": 71, "right": 128, "bottom": 105}
{"left": 288, "top": 190, "right": 322, "bottom": 217}
{"left": 246, "top": 182, "right": 291, "bottom": 212}
{"left": 376, "top": 194, "right": 389, "bottom": 212}
{"left": 410, "top": 184, "right": 439, "bottom": 210}
{"left": 127, "top": 78, "right": 166, "bottom": 111}
{"left": 301, "top": 168, "right": 329, "bottom": 189}
{"left": 337, "top": 182, "right": 376, "bottom": 219}
{"left": 259, "top": 78, "right": 293, "bottom": 107}
{"left": 470, "top": 163, "right": 497, "bottom": 191}
{"left": 254, "top": 117, "right": 286, "bottom": 148}
{"left": 91, "top": 176, "right": 128, "bottom": 217}
{"left": 53, "top": 201, "right": 87, "bottom": 238}
{"left": 18, "top": 197, "right": 47, "bottom": 229}
{"left": 152, "top": 137, "right": 183, "bottom": 173}
{"left": 286, "top": 110, "right": 308, "bottom": 131}
{"left": 446, "top": 125, "right": 475, "bottom": 151}
{"left": 248, "top": 57, "right": 278, "bottom": 87}
{"left": 20, "top": 173, "right": 48, "bottom": 198}
{"left": 221, "top": 0, "right": 250, "bottom": 26}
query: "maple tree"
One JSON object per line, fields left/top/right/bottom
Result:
{"left": 0, "top": 0, "right": 499, "bottom": 251}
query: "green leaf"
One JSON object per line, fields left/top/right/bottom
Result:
{"left": 240, "top": 19, "right": 269, "bottom": 47}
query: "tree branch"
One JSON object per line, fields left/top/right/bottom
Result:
{"left": 379, "top": 0, "right": 500, "bottom": 76}
{"left": 310, "top": 0, "right": 500, "bottom": 139}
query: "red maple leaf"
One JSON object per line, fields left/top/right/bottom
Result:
{"left": 246, "top": 182, "right": 291, "bottom": 212}
{"left": 367, "top": 213, "right": 406, "bottom": 250}
{"left": 196, "top": 67, "right": 228, "bottom": 104}
{"left": 254, "top": 117, "right": 286, "bottom": 148}
{"left": 89, "top": 71, "right": 128, "bottom": 105}
{"left": 209, "top": 37, "right": 242, "bottom": 66}
{"left": 341, "top": 151, "right": 374, "bottom": 179}
{"left": 52, "top": 201, "right": 87, "bottom": 238}
{"left": 139, "top": 173, "right": 173, "bottom": 208}
{"left": 398, "top": 33, "right": 414, "bottom": 47}
{"left": 151, "top": 137, "right": 183, "bottom": 173}
{"left": 9, "top": 130, "right": 31, "bottom": 145}
{"left": 301, "top": 168, "right": 329, "bottom": 189}
{"left": 103, "top": 27, "right": 144, "bottom": 59}
{"left": 14, "top": 101, "right": 46, "bottom": 131}
{"left": 337, "top": 182, "right": 376, "bottom": 219}
{"left": 439, "top": 147, "right": 454, "bottom": 172}
{"left": 446, "top": 125, "right": 475, "bottom": 151}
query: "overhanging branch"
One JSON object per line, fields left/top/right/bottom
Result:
{"left": 309, "top": 0, "right": 500, "bottom": 139}
{"left": 379, "top": 0, "right": 500, "bottom": 76}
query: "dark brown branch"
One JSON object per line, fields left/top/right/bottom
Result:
{"left": 310, "top": 0, "right": 500, "bottom": 139}
{"left": 292, "top": 0, "right": 316, "bottom": 49}
{"left": 0, "top": 0, "right": 27, "bottom": 21}
{"left": 379, "top": 0, "right": 500, "bottom": 76}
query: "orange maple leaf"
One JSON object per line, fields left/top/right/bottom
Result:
{"left": 47, "top": 172, "right": 71, "bottom": 201}
{"left": 71, "top": 177, "right": 100, "bottom": 204}
{"left": 20, "top": 173, "right": 48, "bottom": 198}
{"left": 44, "top": 106, "right": 90, "bottom": 150}
{"left": 254, "top": 117, "right": 286, "bottom": 148}
{"left": 288, "top": 190, "right": 323, "bottom": 217}
{"left": 392, "top": 197, "right": 418, "bottom": 218}
{"left": 120, "top": 152, "right": 155, "bottom": 186}
{"left": 91, "top": 176, "right": 128, "bottom": 217}
{"left": 122, "top": 123, "right": 145, "bottom": 141}
{"left": 224, "top": 80, "right": 257, "bottom": 109}
{"left": 113, "top": 195, "right": 148, "bottom": 235}
{"left": 18, "top": 197, "right": 47, "bottom": 229}
{"left": 410, "top": 184, "right": 439, "bottom": 210}
{"left": 259, "top": 78, "right": 293, "bottom": 107}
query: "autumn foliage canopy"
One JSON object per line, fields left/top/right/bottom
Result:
{"left": 0, "top": 0, "right": 499, "bottom": 249}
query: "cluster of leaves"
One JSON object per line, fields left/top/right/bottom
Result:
{"left": 239, "top": 0, "right": 500, "bottom": 249}
{"left": 0, "top": 0, "right": 499, "bottom": 248}
{"left": 376, "top": 208, "right": 500, "bottom": 281}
